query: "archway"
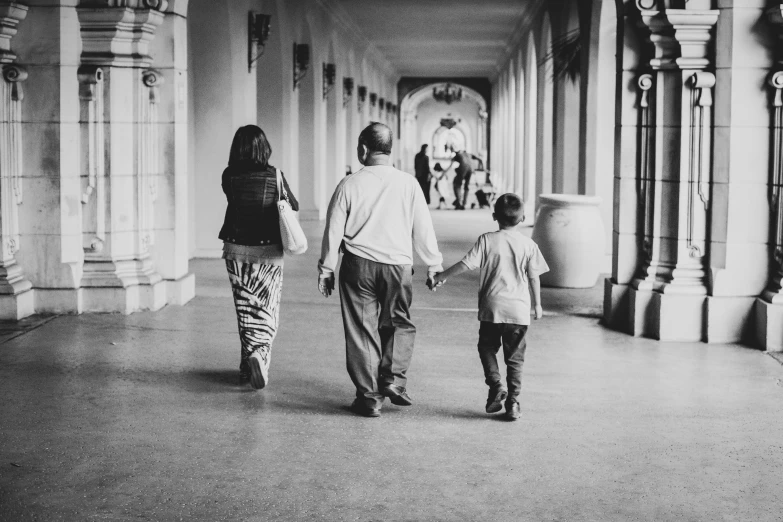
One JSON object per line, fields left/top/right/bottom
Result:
{"left": 399, "top": 82, "right": 488, "bottom": 175}
{"left": 432, "top": 125, "right": 467, "bottom": 159}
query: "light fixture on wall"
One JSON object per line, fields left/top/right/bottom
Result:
{"left": 385, "top": 101, "right": 393, "bottom": 113}
{"left": 247, "top": 12, "right": 271, "bottom": 73}
{"left": 357, "top": 85, "right": 367, "bottom": 111}
{"left": 293, "top": 43, "right": 310, "bottom": 90}
{"left": 433, "top": 83, "right": 463, "bottom": 104}
{"left": 322, "top": 63, "right": 336, "bottom": 99}
{"left": 369, "top": 92, "right": 377, "bottom": 107}
{"left": 378, "top": 97, "right": 385, "bottom": 113}
{"left": 343, "top": 77, "right": 354, "bottom": 108}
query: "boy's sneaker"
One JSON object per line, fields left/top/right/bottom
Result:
{"left": 485, "top": 386, "right": 507, "bottom": 413}
{"left": 505, "top": 400, "right": 521, "bottom": 421}
{"left": 248, "top": 351, "right": 268, "bottom": 390}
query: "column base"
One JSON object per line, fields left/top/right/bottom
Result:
{"left": 0, "top": 288, "right": 35, "bottom": 320}
{"left": 165, "top": 272, "right": 195, "bottom": 305}
{"left": 625, "top": 288, "right": 706, "bottom": 341}
{"left": 34, "top": 288, "right": 84, "bottom": 315}
{"left": 82, "top": 279, "right": 166, "bottom": 314}
{"left": 705, "top": 296, "right": 755, "bottom": 344}
{"left": 654, "top": 292, "right": 706, "bottom": 342}
{"left": 755, "top": 298, "right": 783, "bottom": 351}
{"left": 602, "top": 278, "right": 630, "bottom": 332}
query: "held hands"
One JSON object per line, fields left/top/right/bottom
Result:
{"left": 426, "top": 272, "right": 446, "bottom": 292}
{"left": 318, "top": 273, "right": 335, "bottom": 298}
{"left": 534, "top": 305, "right": 543, "bottom": 320}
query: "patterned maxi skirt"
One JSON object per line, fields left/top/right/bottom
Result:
{"left": 225, "top": 260, "right": 284, "bottom": 375}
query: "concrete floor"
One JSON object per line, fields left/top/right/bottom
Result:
{"left": 2, "top": 210, "right": 783, "bottom": 521}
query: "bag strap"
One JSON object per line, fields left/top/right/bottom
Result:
{"left": 275, "top": 168, "right": 290, "bottom": 204}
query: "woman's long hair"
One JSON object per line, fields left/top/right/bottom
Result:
{"left": 228, "top": 125, "right": 272, "bottom": 167}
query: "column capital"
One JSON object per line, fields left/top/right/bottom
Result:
{"left": 78, "top": 0, "right": 169, "bottom": 10}
{"left": 637, "top": 7, "right": 719, "bottom": 70}
{"left": 77, "top": 5, "right": 165, "bottom": 67}
{"left": 0, "top": 2, "right": 27, "bottom": 64}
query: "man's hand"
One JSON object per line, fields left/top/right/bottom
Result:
{"left": 534, "top": 305, "right": 543, "bottom": 320}
{"left": 318, "top": 274, "right": 335, "bottom": 298}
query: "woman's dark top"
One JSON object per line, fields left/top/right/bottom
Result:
{"left": 218, "top": 160, "right": 299, "bottom": 247}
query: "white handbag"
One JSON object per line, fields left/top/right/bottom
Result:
{"left": 276, "top": 168, "right": 308, "bottom": 255}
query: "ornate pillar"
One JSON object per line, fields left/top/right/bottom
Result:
{"left": 627, "top": 2, "right": 719, "bottom": 340}
{"left": 0, "top": 2, "right": 32, "bottom": 319}
{"left": 758, "top": 5, "right": 783, "bottom": 349}
{"left": 76, "top": 0, "right": 168, "bottom": 313}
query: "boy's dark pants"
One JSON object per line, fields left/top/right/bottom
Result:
{"left": 339, "top": 252, "right": 416, "bottom": 408}
{"left": 477, "top": 321, "right": 528, "bottom": 401}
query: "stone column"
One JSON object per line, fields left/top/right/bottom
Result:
{"left": 0, "top": 2, "right": 32, "bottom": 319}
{"left": 757, "top": 4, "right": 783, "bottom": 350}
{"left": 76, "top": 0, "right": 168, "bottom": 313}
{"left": 626, "top": 2, "right": 719, "bottom": 341}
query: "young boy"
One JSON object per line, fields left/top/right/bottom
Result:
{"left": 430, "top": 193, "right": 549, "bottom": 420}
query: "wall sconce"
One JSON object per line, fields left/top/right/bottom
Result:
{"left": 369, "top": 92, "right": 377, "bottom": 107}
{"left": 343, "top": 77, "right": 354, "bottom": 108}
{"left": 386, "top": 101, "right": 393, "bottom": 113}
{"left": 357, "top": 85, "right": 367, "bottom": 111}
{"left": 293, "top": 43, "right": 310, "bottom": 90}
{"left": 248, "top": 12, "right": 271, "bottom": 73}
{"left": 378, "top": 97, "right": 385, "bottom": 113}
{"left": 322, "top": 63, "right": 336, "bottom": 99}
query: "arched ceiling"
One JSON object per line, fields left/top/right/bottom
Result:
{"left": 335, "top": 0, "right": 537, "bottom": 77}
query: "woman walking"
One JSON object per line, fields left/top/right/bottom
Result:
{"left": 219, "top": 125, "right": 299, "bottom": 389}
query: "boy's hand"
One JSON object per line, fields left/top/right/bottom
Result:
{"left": 534, "top": 305, "right": 543, "bottom": 320}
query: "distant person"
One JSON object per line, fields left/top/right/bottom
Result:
{"left": 447, "top": 150, "right": 481, "bottom": 210}
{"left": 219, "top": 125, "right": 299, "bottom": 389}
{"left": 429, "top": 194, "right": 548, "bottom": 420}
{"left": 414, "top": 144, "right": 432, "bottom": 205}
{"left": 432, "top": 162, "right": 447, "bottom": 209}
{"left": 318, "top": 123, "right": 443, "bottom": 418}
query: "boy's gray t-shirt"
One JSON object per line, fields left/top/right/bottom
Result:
{"left": 460, "top": 229, "right": 549, "bottom": 326}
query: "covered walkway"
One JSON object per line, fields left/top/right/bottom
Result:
{"left": 2, "top": 213, "right": 782, "bottom": 521}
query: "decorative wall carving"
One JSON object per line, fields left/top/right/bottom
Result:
{"left": 763, "top": 7, "right": 783, "bottom": 303}
{"left": 0, "top": 3, "right": 30, "bottom": 297}
{"left": 78, "top": 66, "right": 106, "bottom": 255}
{"left": 765, "top": 70, "right": 783, "bottom": 302}
{"left": 637, "top": 73, "right": 654, "bottom": 260}
{"left": 0, "top": 3, "right": 27, "bottom": 64}
{"left": 632, "top": 4, "right": 718, "bottom": 292}
{"left": 686, "top": 71, "right": 714, "bottom": 260}
{"left": 77, "top": 3, "right": 165, "bottom": 67}
{"left": 138, "top": 69, "right": 163, "bottom": 252}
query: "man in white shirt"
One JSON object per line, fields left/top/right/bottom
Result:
{"left": 318, "top": 122, "right": 443, "bottom": 418}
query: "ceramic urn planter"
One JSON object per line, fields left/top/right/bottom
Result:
{"left": 531, "top": 194, "right": 605, "bottom": 288}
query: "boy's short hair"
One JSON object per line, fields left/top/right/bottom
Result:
{"left": 494, "top": 193, "right": 524, "bottom": 226}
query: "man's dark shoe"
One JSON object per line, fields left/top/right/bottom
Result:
{"left": 485, "top": 386, "right": 508, "bottom": 413}
{"left": 505, "top": 400, "right": 521, "bottom": 421}
{"left": 350, "top": 399, "right": 381, "bottom": 418}
{"left": 381, "top": 384, "right": 413, "bottom": 406}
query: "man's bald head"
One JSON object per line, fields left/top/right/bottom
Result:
{"left": 358, "top": 122, "right": 393, "bottom": 155}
